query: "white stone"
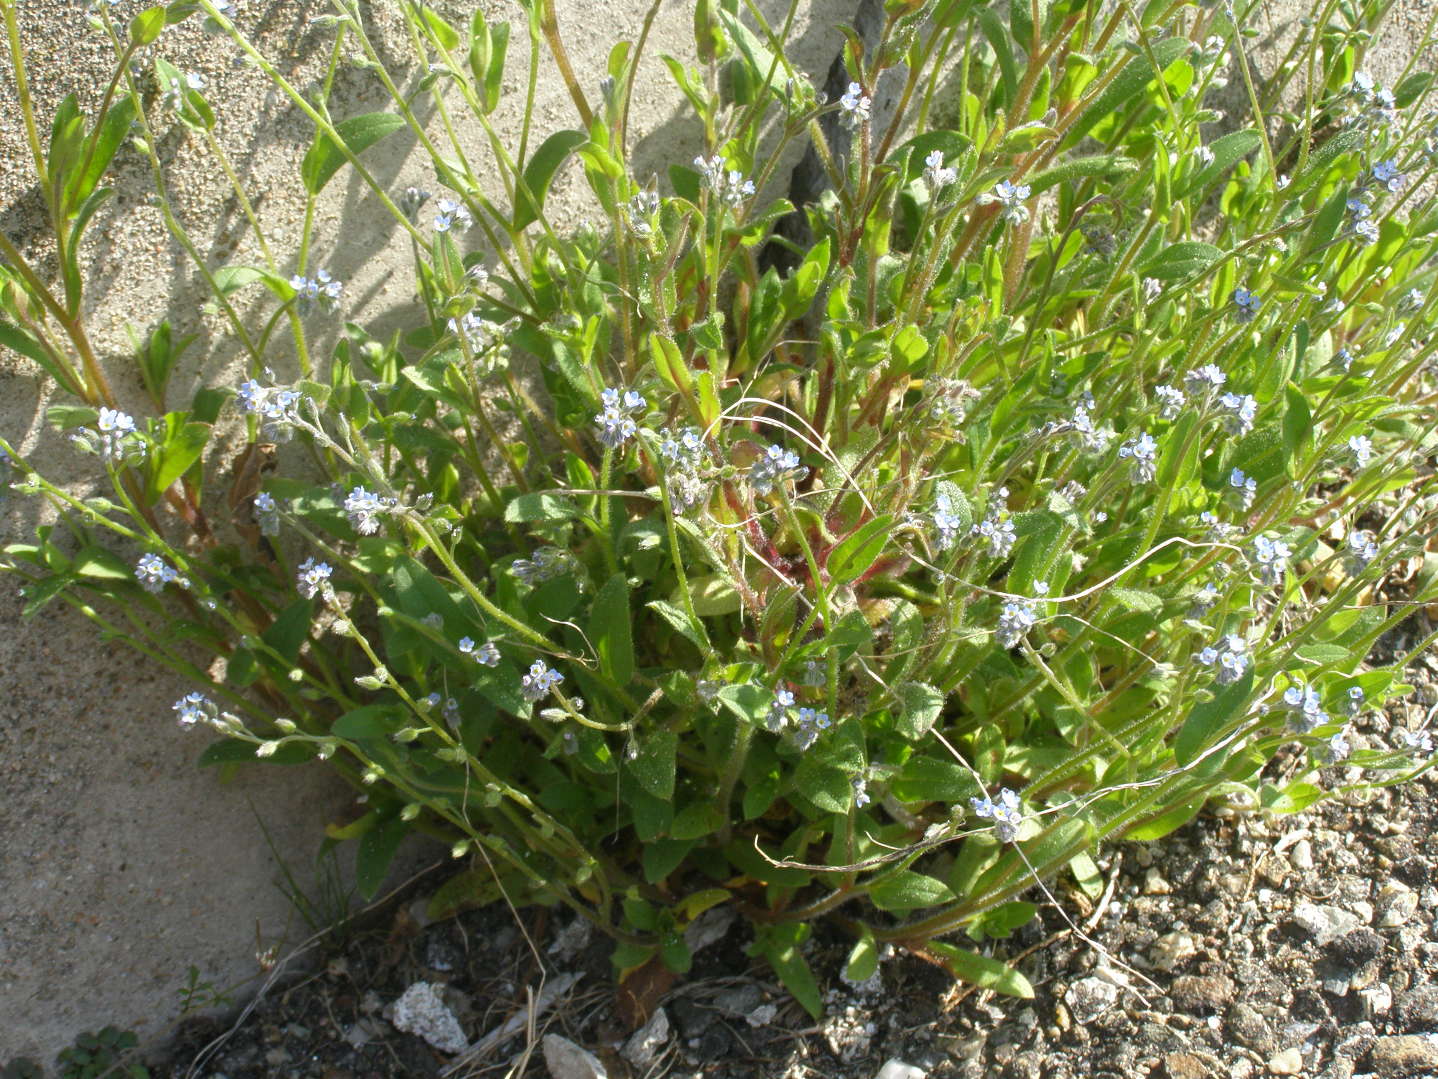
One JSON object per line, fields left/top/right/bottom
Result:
{"left": 875, "top": 1061, "right": 928, "bottom": 1079}
{"left": 543, "top": 1033, "right": 609, "bottom": 1079}
{"left": 1149, "top": 930, "right": 1199, "bottom": 972}
{"left": 1290, "top": 901, "right": 1360, "bottom": 945}
{"left": 390, "top": 982, "right": 468, "bottom": 1054}
{"left": 1065, "top": 976, "right": 1120, "bottom": 1024}
{"left": 1267, "top": 1047, "right": 1303, "bottom": 1075}
{"left": 622, "top": 1007, "right": 670, "bottom": 1068}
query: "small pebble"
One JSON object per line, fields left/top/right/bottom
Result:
{"left": 874, "top": 1061, "right": 927, "bottom": 1079}
{"left": 1289, "top": 839, "right": 1314, "bottom": 870}
{"left": 1144, "top": 867, "right": 1173, "bottom": 895}
{"left": 1266, "top": 1047, "right": 1303, "bottom": 1075}
{"left": 1366, "top": 1034, "right": 1438, "bottom": 1075}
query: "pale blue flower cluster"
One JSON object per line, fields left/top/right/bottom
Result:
{"left": 173, "top": 691, "right": 215, "bottom": 729}
{"left": 1250, "top": 534, "right": 1291, "bottom": 586}
{"left": 932, "top": 490, "right": 967, "bottom": 552}
{"left": 72, "top": 407, "right": 145, "bottom": 464}
{"left": 344, "top": 486, "right": 390, "bottom": 535}
{"left": 289, "top": 268, "right": 342, "bottom": 315}
{"left": 839, "top": 81, "right": 871, "bottom": 124}
{"left": 1282, "top": 677, "right": 1329, "bottom": 734}
{"left": 972, "top": 487, "right": 1016, "bottom": 558}
{"left": 1345, "top": 529, "right": 1379, "bottom": 573}
{"left": 595, "top": 387, "right": 646, "bottom": 450}
{"left": 1231, "top": 287, "right": 1261, "bottom": 323}
{"left": 979, "top": 180, "right": 1032, "bottom": 226}
{"left": 520, "top": 659, "right": 563, "bottom": 701}
{"left": 693, "top": 155, "right": 756, "bottom": 207}
{"left": 765, "top": 686, "right": 795, "bottom": 732}
{"left": 433, "top": 197, "right": 473, "bottom": 233}
{"left": 459, "top": 637, "right": 500, "bottom": 666}
{"left": 296, "top": 557, "right": 333, "bottom": 599}
{"left": 923, "top": 151, "right": 957, "bottom": 191}
{"left": 1154, "top": 384, "right": 1185, "bottom": 419}
{"left": 970, "top": 787, "right": 1024, "bottom": 842}
{"left": 792, "top": 706, "right": 831, "bottom": 750}
{"left": 1227, "top": 467, "right": 1257, "bottom": 511}
{"left": 1196, "top": 633, "right": 1250, "bottom": 685}
{"left": 135, "top": 552, "right": 187, "bottom": 594}
{"left": 237, "top": 376, "right": 304, "bottom": 441}
{"left": 1218, "top": 393, "right": 1257, "bottom": 436}
{"left": 1117, "top": 430, "right": 1158, "bottom": 484}
{"left": 748, "top": 443, "right": 806, "bottom": 496}
{"left": 253, "top": 491, "right": 280, "bottom": 537}
{"left": 511, "top": 546, "right": 573, "bottom": 585}
{"left": 1184, "top": 364, "right": 1227, "bottom": 400}
{"left": 995, "top": 599, "right": 1038, "bottom": 648}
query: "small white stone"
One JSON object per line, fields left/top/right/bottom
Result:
{"left": 1267, "top": 1047, "right": 1303, "bottom": 1075}
{"left": 622, "top": 1008, "right": 670, "bottom": 1069}
{"left": 1289, "top": 839, "right": 1314, "bottom": 870}
{"left": 390, "top": 982, "right": 467, "bottom": 1054}
{"left": 1149, "top": 930, "right": 1199, "bottom": 972}
{"left": 1358, "top": 982, "right": 1393, "bottom": 1019}
{"left": 875, "top": 1062, "right": 927, "bottom": 1079}
{"left": 1143, "top": 867, "right": 1173, "bottom": 895}
{"left": 542, "top": 1034, "right": 609, "bottom": 1079}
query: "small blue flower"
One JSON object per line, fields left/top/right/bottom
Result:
{"left": 173, "top": 692, "right": 214, "bottom": 729}
{"left": 1227, "top": 467, "right": 1257, "bottom": 511}
{"left": 460, "top": 637, "right": 501, "bottom": 666}
{"left": 1345, "top": 529, "right": 1379, "bottom": 573}
{"left": 136, "top": 552, "right": 186, "bottom": 594}
{"left": 1218, "top": 393, "right": 1257, "bottom": 436}
{"left": 765, "top": 686, "right": 795, "bottom": 732}
{"left": 1349, "top": 435, "right": 1373, "bottom": 467}
{"left": 748, "top": 443, "right": 806, "bottom": 495}
{"left": 520, "top": 660, "right": 563, "bottom": 701}
{"left": 432, "top": 197, "right": 473, "bottom": 233}
{"left": 296, "top": 557, "right": 333, "bottom": 599}
{"left": 1184, "top": 364, "right": 1227, "bottom": 400}
{"left": 1250, "top": 534, "right": 1291, "bottom": 587}
{"left": 1117, "top": 430, "right": 1158, "bottom": 484}
{"left": 1370, "top": 160, "right": 1404, "bottom": 194}
{"left": 1154, "top": 384, "right": 1186, "bottom": 420}
{"left": 995, "top": 599, "right": 1038, "bottom": 648}
{"left": 970, "top": 787, "right": 1024, "bottom": 842}
{"left": 1196, "top": 634, "right": 1249, "bottom": 685}
{"left": 344, "top": 486, "right": 390, "bottom": 535}
{"left": 1231, "top": 287, "right": 1262, "bottom": 323}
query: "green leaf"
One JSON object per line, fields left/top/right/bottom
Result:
{"left": 65, "top": 97, "right": 136, "bottom": 212}
{"left": 1179, "top": 129, "right": 1261, "bottom": 197}
{"left": 356, "top": 813, "right": 409, "bottom": 900}
{"left": 1139, "top": 241, "right": 1222, "bottom": 281}
{"left": 926, "top": 940, "right": 1035, "bottom": 998}
{"left": 1174, "top": 666, "right": 1255, "bottom": 768}
{"left": 1283, "top": 383, "right": 1313, "bottom": 460}
{"left": 419, "top": 4, "right": 461, "bottom": 50}
{"left": 1061, "top": 37, "right": 1189, "bottom": 148}
{"left": 513, "top": 129, "right": 587, "bottom": 231}
{"left": 1286, "top": 127, "right": 1363, "bottom": 199}
{"left": 503, "top": 491, "right": 579, "bottom": 522}
{"left": 0, "top": 320, "right": 79, "bottom": 393}
{"left": 977, "top": 7, "right": 1018, "bottom": 105}
{"left": 844, "top": 930, "right": 880, "bottom": 983}
{"left": 894, "top": 681, "right": 946, "bottom": 740}
{"left": 971, "top": 900, "right": 1038, "bottom": 940}
{"left": 628, "top": 730, "right": 676, "bottom": 800}
{"left": 332, "top": 705, "right": 396, "bottom": 741}
{"left": 300, "top": 113, "right": 407, "bottom": 196}
{"left": 1110, "top": 587, "right": 1162, "bottom": 614}
{"left": 72, "top": 546, "right": 131, "bottom": 580}
{"left": 198, "top": 739, "right": 316, "bottom": 766}
{"left": 1124, "top": 797, "right": 1205, "bottom": 841}
{"left": 590, "top": 573, "right": 635, "bottom": 686}
{"left": 262, "top": 599, "right": 313, "bottom": 666}
{"left": 827, "top": 514, "right": 895, "bottom": 585}
{"left": 869, "top": 870, "right": 956, "bottom": 911}
{"left": 751, "top": 924, "right": 823, "bottom": 1019}
{"left": 1025, "top": 153, "right": 1137, "bottom": 195}
{"left": 148, "top": 420, "right": 209, "bottom": 501}
{"left": 647, "top": 598, "right": 708, "bottom": 650}
{"left": 129, "top": 6, "right": 167, "bottom": 45}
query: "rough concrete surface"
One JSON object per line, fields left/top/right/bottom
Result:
{"left": 0, "top": 0, "right": 846, "bottom": 1065}
{"left": 0, "top": 0, "right": 1433, "bottom": 1068}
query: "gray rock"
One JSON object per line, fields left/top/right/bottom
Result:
{"left": 389, "top": 982, "right": 468, "bottom": 1055}
{"left": 1163, "top": 1051, "right": 1211, "bottom": 1079}
{"left": 1364, "top": 1034, "right": 1438, "bottom": 1075}
{"left": 1376, "top": 882, "right": 1419, "bottom": 927}
{"left": 1396, "top": 985, "right": 1438, "bottom": 1032}
{"left": 875, "top": 1061, "right": 928, "bottom": 1079}
{"left": 1170, "top": 974, "right": 1235, "bottom": 1014}
{"left": 1228, "top": 1002, "right": 1275, "bottom": 1053}
{"left": 1065, "top": 976, "right": 1120, "bottom": 1024}
{"left": 622, "top": 1007, "right": 669, "bottom": 1069}
{"left": 1291, "top": 901, "right": 1361, "bottom": 946}
{"left": 542, "top": 1034, "right": 609, "bottom": 1079}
